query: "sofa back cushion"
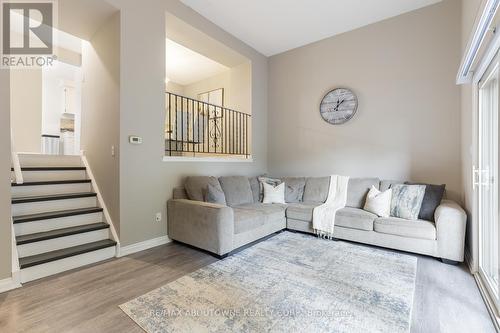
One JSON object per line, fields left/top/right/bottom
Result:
{"left": 282, "top": 177, "right": 306, "bottom": 203}
{"left": 346, "top": 178, "right": 380, "bottom": 208}
{"left": 173, "top": 187, "right": 188, "bottom": 200}
{"left": 249, "top": 177, "right": 260, "bottom": 203}
{"left": 219, "top": 176, "right": 254, "bottom": 206}
{"left": 185, "top": 176, "right": 223, "bottom": 202}
{"left": 380, "top": 180, "right": 404, "bottom": 191}
{"left": 303, "top": 177, "right": 330, "bottom": 203}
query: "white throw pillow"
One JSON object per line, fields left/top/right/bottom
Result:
{"left": 262, "top": 182, "right": 285, "bottom": 204}
{"left": 363, "top": 186, "right": 392, "bottom": 217}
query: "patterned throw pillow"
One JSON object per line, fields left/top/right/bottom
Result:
{"left": 282, "top": 177, "right": 306, "bottom": 203}
{"left": 257, "top": 176, "right": 282, "bottom": 202}
{"left": 390, "top": 184, "right": 426, "bottom": 220}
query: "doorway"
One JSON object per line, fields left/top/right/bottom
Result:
{"left": 477, "top": 50, "right": 500, "bottom": 312}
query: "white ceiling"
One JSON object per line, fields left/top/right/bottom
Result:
{"left": 166, "top": 12, "right": 249, "bottom": 68}
{"left": 181, "top": 0, "right": 442, "bottom": 56}
{"left": 57, "top": 0, "right": 118, "bottom": 41}
{"left": 9, "top": 11, "right": 81, "bottom": 53}
{"left": 166, "top": 39, "right": 229, "bottom": 86}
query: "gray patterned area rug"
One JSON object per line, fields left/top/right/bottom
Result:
{"left": 120, "top": 231, "right": 417, "bottom": 333}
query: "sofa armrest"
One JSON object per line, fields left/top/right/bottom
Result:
{"left": 167, "top": 199, "right": 234, "bottom": 255}
{"left": 435, "top": 199, "right": 467, "bottom": 262}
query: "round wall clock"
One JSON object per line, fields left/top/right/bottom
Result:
{"left": 319, "top": 88, "right": 358, "bottom": 125}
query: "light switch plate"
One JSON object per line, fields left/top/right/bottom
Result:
{"left": 129, "top": 136, "right": 142, "bottom": 144}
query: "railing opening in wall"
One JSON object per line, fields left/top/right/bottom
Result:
{"left": 165, "top": 92, "right": 251, "bottom": 158}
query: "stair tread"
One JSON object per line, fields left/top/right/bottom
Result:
{"left": 19, "top": 239, "right": 117, "bottom": 269}
{"left": 12, "top": 192, "right": 97, "bottom": 204}
{"left": 13, "top": 207, "right": 103, "bottom": 224}
{"left": 12, "top": 179, "right": 91, "bottom": 187}
{"left": 17, "top": 223, "right": 109, "bottom": 245}
{"left": 11, "top": 167, "right": 86, "bottom": 171}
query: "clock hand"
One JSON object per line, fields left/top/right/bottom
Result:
{"left": 334, "top": 99, "right": 340, "bottom": 111}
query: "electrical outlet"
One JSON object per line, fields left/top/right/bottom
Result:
{"left": 155, "top": 212, "right": 162, "bottom": 223}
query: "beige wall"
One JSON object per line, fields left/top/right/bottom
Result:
{"left": 460, "top": 0, "right": 483, "bottom": 268}
{"left": 0, "top": 69, "right": 12, "bottom": 280}
{"left": 81, "top": 13, "right": 121, "bottom": 234}
{"left": 183, "top": 61, "right": 252, "bottom": 114}
{"left": 103, "top": 0, "right": 268, "bottom": 246}
{"left": 166, "top": 81, "right": 185, "bottom": 95}
{"left": 55, "top": 46, "right": 82, "bottom": 67}
{"left": 268, "top": 0, "right": 462, "bottom": 201}
{"left": 10, "top": 69, "right": 42, "bottom": 153}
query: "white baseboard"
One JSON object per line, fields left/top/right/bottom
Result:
{"left": 0, "top": 275, "right": 22, "bottom": 294}
{"left": 117, "top": 235, "right": 171, "bottom": 257}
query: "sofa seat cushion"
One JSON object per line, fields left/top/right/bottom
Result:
{"left": 286, "top": 205, "right": 376, "bottom": 232}
{"left": 335, "top": 207, "right": 377, "bottom": 231}
{"left": 286, "top": 202, "right": 323, "bottom": 221}
{"left": 233, "top": 204, "right": 286, "bottom": 234}
{"left": 374, "top": 217, "right": 436, "bottom": 240}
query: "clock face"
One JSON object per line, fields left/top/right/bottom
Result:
{"left": 319, "top": 88, "right": 358, "bottom": 125}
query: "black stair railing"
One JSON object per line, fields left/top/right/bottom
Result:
{"left": 165, "top": 92, "right": 251, "bottom": 158}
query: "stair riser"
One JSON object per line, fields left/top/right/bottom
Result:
{"left": 17, "top": 229, "right": 110, "bottom": 257}
{"left": 20, "top": 246, "right": 116, "bottom": 283}
{"left": 11, "top": 183, "right": 92, "bottom": 198}
{"left": 17, "top": 154, "right": 83, "bottom": 167}
{"left": 14, "top": 170, "right": 87, "bottom": 182}
{"left": 12, "top": 197, "right": 97, "bottom": 216}
{"left": 14, "top": 212, "right": 103, "bottom": 236}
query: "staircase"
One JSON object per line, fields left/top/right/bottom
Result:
{"left": 11, "top": 154, "right": 117, "bottom": 283}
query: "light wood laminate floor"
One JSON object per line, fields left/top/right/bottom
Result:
{"left": 0, "top": 238, "right": 495, "bottom": 333}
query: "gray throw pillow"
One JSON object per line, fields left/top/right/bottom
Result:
{"left": 406, "top": 182, "right": 446, "bottom": 222}
{"left": 206, "top": 183, "right": 227, "bottom": 205}
{"left": 282, "top": 177, "right": 306, "bottom": 203}
{"left": 185, "top": 176, "right": 221, "bottom": 202}
{"left": 390, "top": 184, "right": 426, "bottom": 220}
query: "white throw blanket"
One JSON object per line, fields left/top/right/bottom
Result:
{"left": 312, "top": 175, "right": 350, "bottom": 238}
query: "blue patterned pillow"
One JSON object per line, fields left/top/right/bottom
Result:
{"left": 390, "top": 184, "right": 426, "bottom": 220}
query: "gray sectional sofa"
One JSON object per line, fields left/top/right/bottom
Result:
{"left": 167, "top": 176, "right": 466, "bottom": 263}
